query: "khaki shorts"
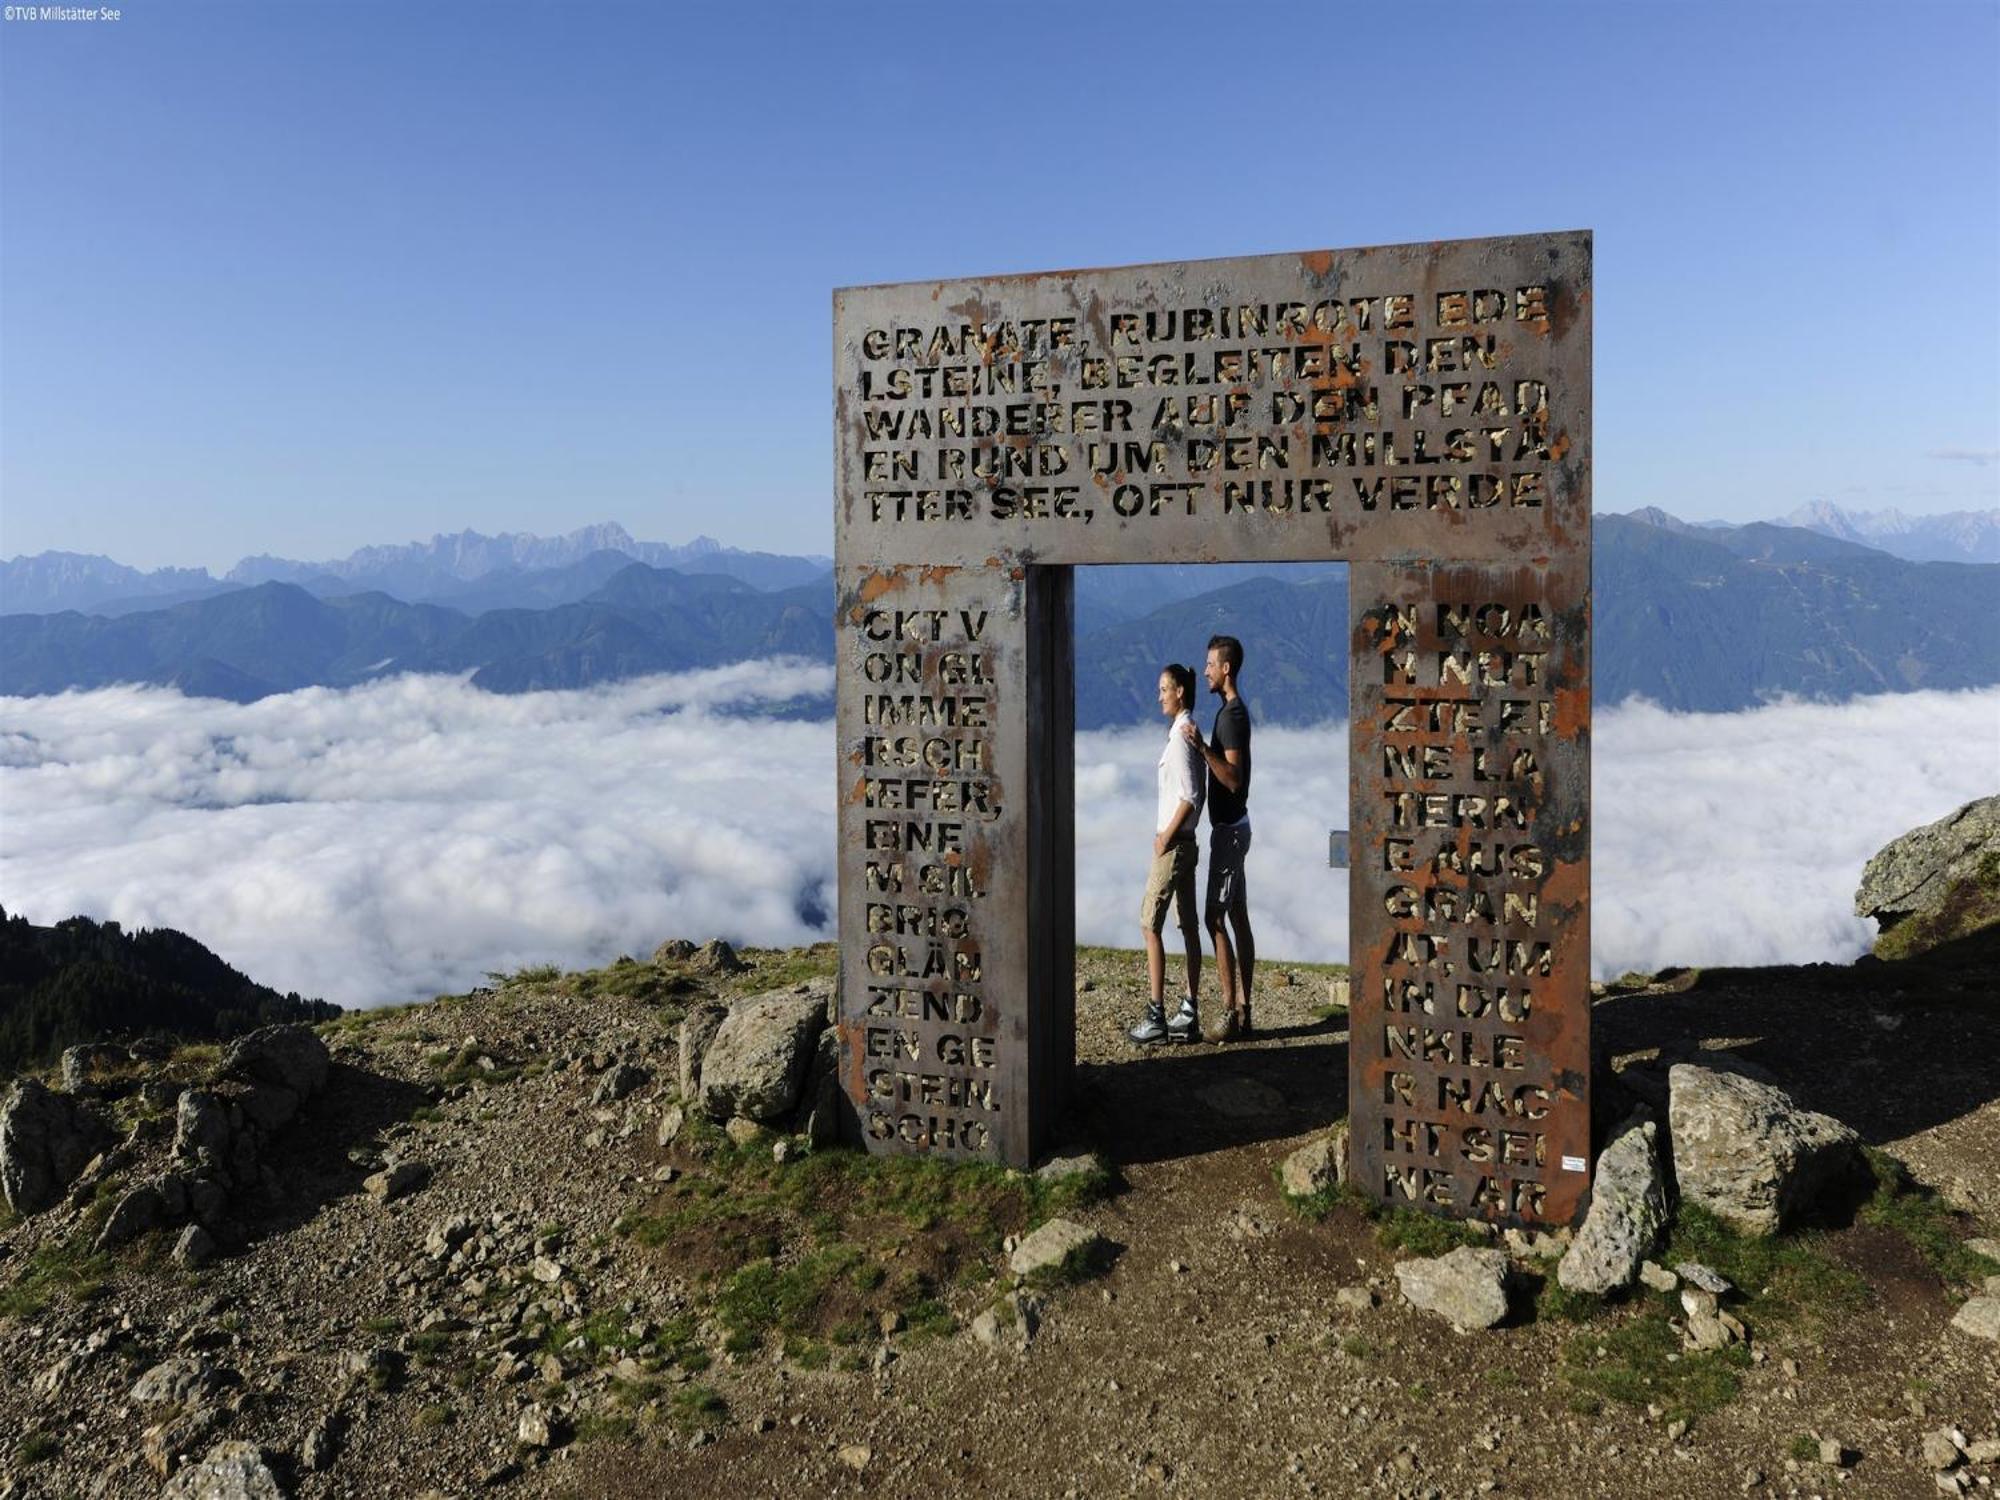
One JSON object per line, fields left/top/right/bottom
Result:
{"left": 1205, "top": 822, "right": 1252, "bottom": 926}
{"left": 1140, "top": 838, "right": 1200, "bottom": 933}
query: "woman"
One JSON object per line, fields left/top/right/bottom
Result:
{"left": 1128, "top": 662, "right": 1206, "bottom": 1045}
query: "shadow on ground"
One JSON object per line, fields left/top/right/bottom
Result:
{"left": 1593, "top": 924, "right": 2000, "bottom": 1149}
{"left": 1068, "top": 1022, "right": 1350, "bottom": 1165}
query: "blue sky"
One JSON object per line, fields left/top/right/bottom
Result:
{"left": 3, "top": 1, "right": 1996, "bottom": 571}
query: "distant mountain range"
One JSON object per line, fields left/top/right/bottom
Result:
{"left": 1622, "top": 503, "right": 2000, "bottom": 564}
{"left": 3, "top": 511, "right": 1997, "bottom": 725}
{"left": 0, "top": 523, "right": 830, "bottom": 616}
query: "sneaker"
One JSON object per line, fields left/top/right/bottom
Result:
{"left": 1165, "top": 997, "right": 1200, "bottom": 1044}
{"left": 1239, "top": 999, "right": 1254, "bottom": 1037}
{"left": 1127, "top": 1002, "right": 1168, "bottom": 1046}
{"left": 1202, "top": 1009, "right": 1241, "bottom": 1044}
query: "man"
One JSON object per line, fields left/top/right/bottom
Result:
{"left": 1182, "top": 634, "right": 1255, "bottom": 1040}
{"left": 1128, "top": 663, "right": 1205, "bottom": 1045}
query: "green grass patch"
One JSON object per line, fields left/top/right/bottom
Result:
{"left": 0, "top": 1236, "right": 115, "bottom": 1321}
{"left": 490, "top": 963, "right": 560, "bottom": 986}
{"left": 1340, "top": 1335, "right": 1373, "bottom": 1359}
{"left": 723, "top": 944, "right": 839, "bottom": 995}
{"left": 1861, "top": 1149, "right": 2000, "bottom": 1288}
{"left": 574, "top": 1410, "right": 640, "bottom": 1443}
{"left": 17, "top": 1431, "right": 59, "bottom": 1464}
{"left": 1534, "top": 1275, "right": 1607, "bottom": 1325}
{"left": 361, "top": 1315, "right": 403, "bottom": 1337}
{"left": 615, "top": 1138, "right": 1114, "bottom": 1363}
{"left": 415, "top": 1403, "right": 454, "bottom": 1430}
{"left": 1788, "top": 1434, "right": 1819, "bottom": 1462}
{"left": 407, "top": 1330, "right": 455, "bottom": 1363}
{"left": 1373, "top": 1202, "right": 1491, "bottom": 1258}
{"left": 570, "top": 957, "right": 696, "bottom": 1011}
{"left": 408, "top": 1104, "right": 444, "bottom": 1125}
{"left": 669, "top": 1383, "right": 727, "bottom": 1432}
{"left": 1662, "top": 1206, "right": 1867, "bottom": 1326}
{"left": 1561, "top": 1309, "right": 1752, "bottom": 1426}
{"left": 1483, "top": 1368, "right": 1521, "bottom": 1390}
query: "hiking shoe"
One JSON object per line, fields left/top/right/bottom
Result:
{"left": 1202, "top": 1009, "right": 1241, "bottom": 1044}
{"left": 1127, "top": 1002, "right": 1168, "bottom": 1046}
{"left": 1165, "top": 997, "right": 1200, "bottom": 1044}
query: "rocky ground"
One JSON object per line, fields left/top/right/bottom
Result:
{"left": 3, "top": 933, "right": 1997, "bottom": 1500}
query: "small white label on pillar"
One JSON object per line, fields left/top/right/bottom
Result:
{"left": 1561, "top": 1154, "right": 1587, "bottom": 1173}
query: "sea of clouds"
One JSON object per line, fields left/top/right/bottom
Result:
{"left": 2, "top": 665, "right": 1995, "bottom": 1008}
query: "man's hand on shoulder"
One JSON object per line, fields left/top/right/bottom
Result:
{"left": 1179, "top": 719, "right": 1203, "bottom": 748}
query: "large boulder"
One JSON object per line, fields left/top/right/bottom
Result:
{"left": 677, "top": 1004, "right": 728, "bottom": 1103}
{"left": 1668, "top": 1064, "right": 1860, "bottom": 1236}
{"left": 1394, "top": 1245, "right": 1512, "bottom": 1331}
{"left": 0, "top": 1077, "right": 117, "bottom": 1216}
{"left": 699, "top": 988, "right": 828, "bottom": 1123}
{"left": 1855, "top": 795, "right": 2000, "bottom": 959}
{"left": 1559, "top": 1113, "right": 1669, "bottom": 1294}
{"left": 221, "top": 1024, "right": 330, "bottom": 1134}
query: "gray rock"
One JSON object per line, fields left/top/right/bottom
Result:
{"left": 517, "top": 1402, "right": 559, "bottom": 1447}
{"left": 362, "top": 1160, "right": 430, "bottom": 1203}
{"left": 1394, "top": 1246, "right": 1512, "bottom": 1331}
{"left": 691, "top": 939, "right": 746, "bottom": 975}
{"left": 95, "top": 1180, "right": 167, "bottom": 1251}
{"left": 160, "top": 1440, "right": 284, "bottom": 1499}
{"left": 144, "top": 1407, "right": 224, "bottom": 1480}
{"left": 655, "top": 1104, "right": 685, "bottom": 1148}
{"left": 1558, "top": 1114, "right": 1668, "bottom": 1294}
{"left": 0, "top": 1077, "right": 116, "bottom": 1215}
{"left": 1668, "top": 1065, "right": 1859, "bottom": 1236}
{"left": 1676, "top": 1261, "right": 1734, "bottom": 1295}
{"left": 653, "top": 938, "right": 697, "bottom": 964}
{"left": 794, "top": 1026, "right": 842, "bottom": 1147}
{"left": 172, "top": 1091, "right": 235, "bottom": 1173}
{"left": 1855, "top": 795, "right": 1999, "bottom": 955}
{"left": 221, "top": 1024, "right": 330, "bottom": 1098}
{"left": 1007, "top": 1217, "right": 1105, "bottom": 1278}
{"left": 1036, "top": 1148, "right": 1106, "bottom": 1184}
{"left": 699, "top": 989, "right": 828, "bottom": 1123}
{"left": 676, "top": 1004, "right": 727, "bottom": 1102}
{"left": 591, "top": 1062, "right": 649, "bottom": 1106}
{"left": 1334, "top": 1285, "right": 1377, "bottom": 1311}
{"left": 722, "top": 1116, "right": 765, "bottom": 1148}
{"left": 1638, "top": 1260, "right": 1678, "bottom": 1293}
{"left": 173, "top": 1224, "right": 217, "bottom": 1270}
{"left": 969, "top": 1290, "right": 1041, "bottom": 1353}
{"left": 60, "top": 1042, "right": 127, "bottom": 1092}
{"left": 1922, "top": 1429, "right": 1964, "bottom": 1470}
{"left": 299, "top": 1415, "right": 341, "bottom": 1472}
{"left": 1279, "top": 1130, "right": 1346, "bottom": 1198}
{"left": 1950, "top": 1296, "right": 2000, "bottom": 1342}
{"left": 425, "top": 1214, "right": 474, "bottom": 1258}
{"left": 133, "top": 1357, "right": 227, "bottom": 1408}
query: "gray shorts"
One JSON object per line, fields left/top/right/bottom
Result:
{"left": 1205, "top": 822, "right": 1251, "bottom": 926}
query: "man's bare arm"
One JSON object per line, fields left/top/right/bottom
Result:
{"left": 1180, "top": 719, "right": 1245, "bottom": 793}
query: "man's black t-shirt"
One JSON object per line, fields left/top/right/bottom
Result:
{"left": 1206, "top": 697, "right": 1252, "bottom": 826}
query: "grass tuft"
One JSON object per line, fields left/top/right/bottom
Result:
{"left": 1860, "top": 1149, "right": 2000, "bottom": 1289}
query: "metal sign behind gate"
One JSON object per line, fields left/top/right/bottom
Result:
{"left": 833, "top": 232, "right": 1591, "bottom": 1227}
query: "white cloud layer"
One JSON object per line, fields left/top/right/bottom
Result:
{"left": 3, "top": 671, "right": 1995, "bottom": 1007}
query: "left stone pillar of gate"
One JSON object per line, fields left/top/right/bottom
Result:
{"left": 832, "top": 559, "right": 1073, "bottom": 1163}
